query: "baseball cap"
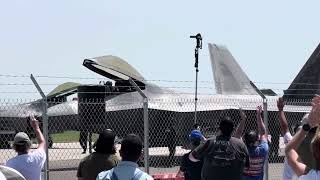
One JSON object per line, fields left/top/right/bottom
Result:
{"left": 189, "top": 130, "right": 203, "bottom": 141}
{"left": 13, "top": 132, "right": 31, "bottom": 146}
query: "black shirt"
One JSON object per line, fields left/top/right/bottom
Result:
{"left": 192, "top": 135, "right": 249, "bottom": 180}
{"left": 180, "top": 152, "right": 203, "bottom": 180}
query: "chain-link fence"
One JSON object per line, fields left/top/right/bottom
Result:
{"left": 0, "top": 96, "right": 312, "bottom": 180}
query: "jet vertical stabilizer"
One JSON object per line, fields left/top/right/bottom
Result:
{"left": 208, "top": 43, "right": 258, "bottom": 95}
{"left": 284, "top": 43, "right": 320, "bottom": 101}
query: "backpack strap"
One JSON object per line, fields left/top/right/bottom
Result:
{"left": 131, "top": 169, "right": 145, "bottom": 180}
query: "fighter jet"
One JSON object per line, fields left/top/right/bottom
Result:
{"left": 0, "top": 42, "right": 319, "bottom": 161}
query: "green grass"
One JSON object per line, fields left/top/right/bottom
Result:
{"left": 52, "top": 131, "right": 98, "bottom": 143}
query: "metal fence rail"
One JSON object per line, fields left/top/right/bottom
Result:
{"left": 0, "top": 97, "right": 311, "bottom": 180}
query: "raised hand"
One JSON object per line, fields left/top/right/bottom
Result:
{"left": 277, "top": 97, "right": 289, "bottom": 135}
{"left": 30, "top": 115, "right": 40, "bottom": 130}
{"left": 277, "top": 97, "right": 285, "bottom": 111}
{"left": 308, "top": 95, "right": 320, "bottom": 127}
{"left": 239, "top": 108, "right": 247, "bottom": 121}
{"left": 235, "top": 108, "right": 247, "bottom": 138}
{"left": 256, "top": 105, "right": 263, "bottom": 117}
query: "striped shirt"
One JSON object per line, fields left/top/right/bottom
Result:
{"left": 243, "top": 140, "right": 269, "bottom": 180}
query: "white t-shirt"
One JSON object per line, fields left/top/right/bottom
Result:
{"left": 299, "top": 170, "right": 320, "bottom": 180}
{"left": 6, "top": 149, "right": 46, "bottom": 180}
{"left": 283, "top": 132, "right": 298, "bottom": 180}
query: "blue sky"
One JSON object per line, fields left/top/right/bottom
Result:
{"left": 0, "top": 1, "right": 319, "bottom": 99}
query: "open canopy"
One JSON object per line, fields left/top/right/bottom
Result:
{"left": 46, "top": 82, "right": 81, "bottom": 99}
{"left": 83, "top": 55, "right": 145, "bottom": 84}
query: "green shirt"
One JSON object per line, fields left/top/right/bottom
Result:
{"left": 77, "top": 152, "right": 120, "bottom": 180}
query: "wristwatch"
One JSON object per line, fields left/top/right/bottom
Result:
{"left": 302, "top": 123, "right": 311, "bottom": 132}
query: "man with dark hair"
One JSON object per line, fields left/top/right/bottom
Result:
{"left": 77, "top": 129, "right": 119, "bottom": 180}
{"left": 178, "top": 130, "right": 204, "bottom": 180}
{"left": 235, "top": 106, "right": 269, "bottom": 180}
{"left": 189, "top": 116, "right": 249, "bottom": 180}
{"left": 6, "top": 115, "right": 46, "bottom": 180}
{"left": 97, "top": 134, "right": 153, "bottom": 180}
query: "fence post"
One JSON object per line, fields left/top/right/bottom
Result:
{"left": 129, "top": 78, "right": 149, "bottom": 173}
{"left": 30, "top": 74, "right": 49, "bottom": 180}
{"left": 143, "top": 98, "right": 149, "bottom": 173}
{"left": 263, "top": 99, "right": 269, "bottom": 180}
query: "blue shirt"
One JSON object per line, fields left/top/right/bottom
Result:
{"left": 243, "top": 139, "right": 269, "bottom": 180}
{"left": 96, "top": 161, "right": 153, "bottom": 180}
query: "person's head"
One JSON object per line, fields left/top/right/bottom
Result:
{"left": 189, "top": 130, "right": 203, "bottom": 148}
{"left": 244, "top": 131, "right": 259, "bottom": 148}
{"left": 13, "top": 132, "right": 31, "bottom": 154}
{"left": 94, "top": 129, "right": 116, "bottom": 154}
{"left": 120, "top": 134, "right": 143, "bottom": 162}
{"left": 193, "top": 123, "right": 200, "bottom": 130}
{"left": 219, "top": 116, "right": 234, "bottom": 137}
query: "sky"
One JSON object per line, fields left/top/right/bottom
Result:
{"left": 0, "top": 0, "right": 319, "bottom": 100}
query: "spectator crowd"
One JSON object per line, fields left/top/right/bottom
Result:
{"left": 2, "top": 95, "right": 320, "bottom": 180}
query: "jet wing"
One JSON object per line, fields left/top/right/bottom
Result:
{"left": 0, "top": 82, "right": 80, "bottom": 118}
{"left": 0, "top": 102, "right": 43, "bottom": 118}
{"left": 46, "top": 93, "right": 310, "bottom": 116}
{"left": 83, "top": 55, "right": 145, "bottom": 86}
